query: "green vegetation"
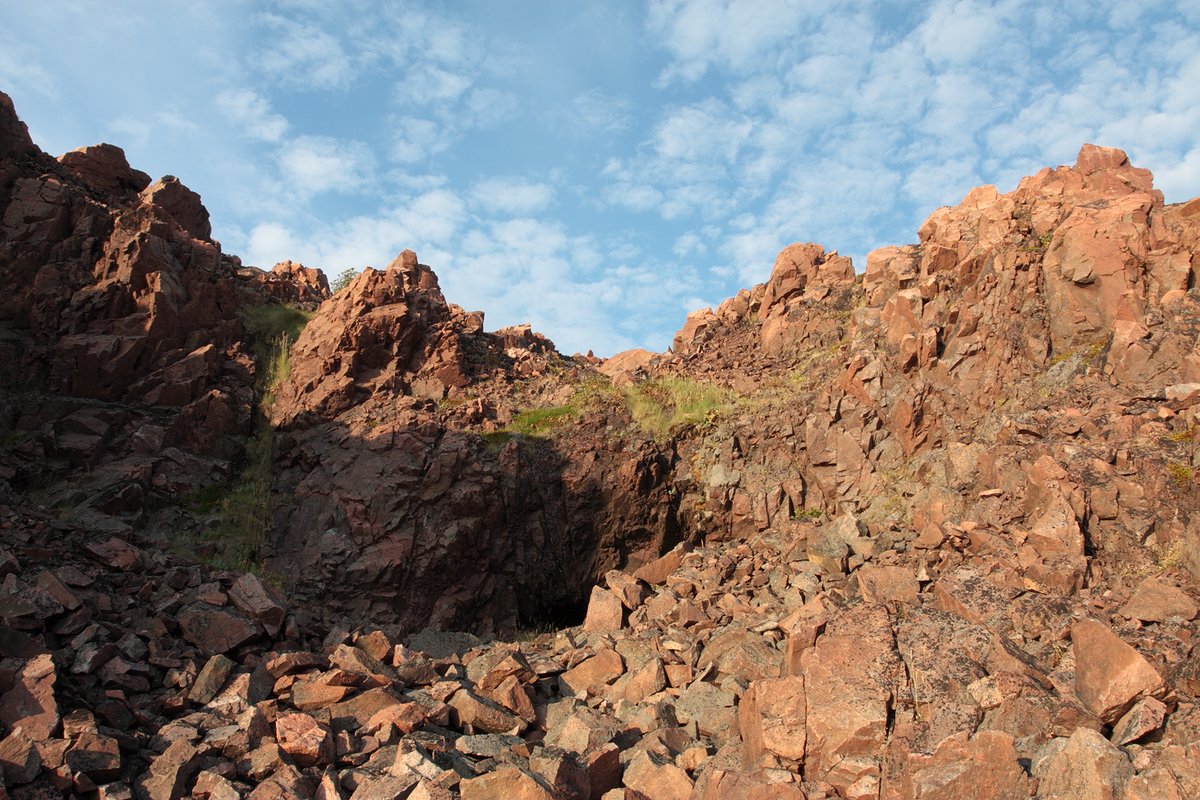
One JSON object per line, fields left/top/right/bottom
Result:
{"left": 623, "top": 376, "right": 733, "bottom": 441}
{"left": 791, "top": 507, "right": 824, "bottom": 520}
{"left": 180, "top": 302, "right": 313, "bottom": 577}
{"left": 508, "top": 405, "right": 578, "bottom": 435}
{"left": 332, "top": 267, "right": 358, "bottom": 293}
{"left": 1167, "top": 462, "right": 1194, "bottom": 487}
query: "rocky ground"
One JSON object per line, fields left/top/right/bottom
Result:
{"left": 2, "top": 88, "right": 1200, "bottom": 799}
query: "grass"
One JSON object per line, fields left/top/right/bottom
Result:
{"left": 508, "top": 405, "right": 578, "bottom": 435}
{"left": 180, "top": 301, "right": 312, "bottom": 578}
{"left": 623, "top": 376, "right": 733, "bottom": 441}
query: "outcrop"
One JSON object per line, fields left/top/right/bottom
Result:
{"left": 3, "top": 89, "right": 1200, "bottom": 799}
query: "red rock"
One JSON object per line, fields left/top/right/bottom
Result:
{"left": 1071, "top": 618, "right": 1166, "bottom": 723}
{"left": 134, "top": 740, "right": 204, "bottom": 800}
{"left": 0, "top": 654, "right": 59, "bottom": 742}
{"left": 459, "top": 766, "right": 557, "bottom": 800}
{"left": 1035, "top": 727, "right": 1132, "bottom": 800}
{"left": 1109, "top": 696, "right": 1167, "bottom": 746}
{"left": 583, "top": 585, "right": 623, "bottom": 633}
{"left": 801, "top": 605, "right": 898, "bottom": 797}
{"left": 275, "top": 712, "right": 334, "bottom": 768}
{"left": 906, "top": 731, "right": 1029, "bottom": 799}
{"left": 290, "top": 681, "right": 353, "bottom": 711}
{"left": 740, "top": 675, "right": 806, "bottom": 766}
{"left": 1119, "top": 578, "right": 1198, "bottom": 622}
{"left": 622, "top": 750, "right": 693, "bottom": 800}
{"left": 448, "top": 688, "right": 523, "bottom": 734}
{"left": 0, "top": 729, "right": 41, "bottom": 786}
{"left": 82, "top": 538, "right": 141, "bottom": 570}
{"left": 856, "top": 565, "right": 920, "bottom": 604}
{"left": 559, "top": 650, "right": 625, "bottom": 697}
{"left": 188, "top": 654, "right": 236, "bottom": 705}
{"left": 176, "top": 603, "right": 261, "bottom": 656}
{"left": 228, "top": 574, "right": 287, "bottom": 636}
{"left": 63, "top": 731, "right": 121, "bottom": 782}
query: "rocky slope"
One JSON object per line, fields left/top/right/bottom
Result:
{"left": 2, "top": 89, "right": 1200, "bottom": 799}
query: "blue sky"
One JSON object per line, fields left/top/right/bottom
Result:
{"left": 3, "top": 1, "right": 1198, "bottom": 356}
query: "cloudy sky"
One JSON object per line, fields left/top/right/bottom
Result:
{"left": 3, "top": 1, "right": 1198, "bottom": 356}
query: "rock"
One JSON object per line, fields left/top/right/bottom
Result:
{"left": 459, "top": 766, "right": 557, "bottom": 800}
{"left": 189, "top": 654, "right": 236, "bottom": 705}
{"left": 1109, "top": 696, "right": 1167, "bottom": 745}
{"left": 228, "top": 574, "right": 287, "bottom": 635}
{"left": 560, "top": 650, "right": 625, "bottom": 697}
{"left": 0, "top": 729, "right": 41, "bottom": 785}
{"left": 583, "top": 586, "right": 624, "bottom": 633}
{"left": 740, "top": 675, "right": 806, "bottom": 766}
{"left": 1071, "top": 618, "right": 1166, "bottom": 723}
{"left": 906, "top": 731, "right": 1029, "bottom": 799}
{"left": 63, "top": 731, "right": 122, "bottom": 782}
{"left": 275, "top": 712, "right": 334, "bottom": 767}
{"left": 856, "top": 565, "right": 920, "bottom": 604}
{"left": 622, "top": 750, "right": 693, "bottom": 800}
{"left": 134, "top": 740, "right": 205, "bottom": 800}
{"left": 448, "top": 688, "right": 524, "bottom": 734}
{"left": 177, "top": 603, "right": 261, "bottom": 656}
{"left": 1035, "top": 727, "right": 1132, "bottom": 800}
{"left": 801, "top": 605, "right": 898, "bottom": 797}
{"left": 0, "top": 654, "right": 58, "bottom": 741}
{"left": 1119, "top": 578, "right": 1198, "bottom": 622}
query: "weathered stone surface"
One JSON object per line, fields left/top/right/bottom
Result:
{"left": 583, "top": 586, "right": 623, "bottom": 633}
{"left": 1072, "top": 618, "right": 1166, "bottom": 723}
{"left": 275, "top": 712, "right": 334, "bottom": 767}
{"left": 228, "top": 574, "right": 287, "bottom": 635}
{"left": 176, "top": 603, "right": 261, "bottom": 656}
{"left": 560, "top": 650, "right": 625, "bottom": 697}
{"left": 1119, "top": 578, "right": 1198, "bottom": 622}
{"left": 906, "top": 731, "right": 1029, "bottom": 799}
{"left": 459, "top": 766, "right": 557, "bottom": 800}
{"left": 1035, "top": 727, "right": 1132, "bottom": 800}
{"left": 740, "top": 675, "right": 806, "bottom": 766}
{"left": 189, "top": 654, "right": 236, "bottom": 705}
{"left": 0, "top": 654, "right": 58, "bottom": 741}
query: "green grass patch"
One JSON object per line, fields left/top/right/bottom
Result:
{"left": 623, "top": 377, "right": 733, "bottom": 441}
{"left": 508, "top": 405, "right": 578, "bottom": 435}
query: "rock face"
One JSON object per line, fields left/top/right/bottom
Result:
{"left": 0, "top": 90, "right": 326, "bottom": 520}
{"left": 4, "top": 91, "right": 1200, "bottom": 799}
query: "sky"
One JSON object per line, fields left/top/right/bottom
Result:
{"left": 3, "top": 1, "right": 1199, "bottom": 357}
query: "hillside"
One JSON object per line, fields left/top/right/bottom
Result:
{"left": 2, "top": 89, "right": 1200, "bottom": 798}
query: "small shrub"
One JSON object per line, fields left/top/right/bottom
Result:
{"left": 332, "top": 268, "right": 359, "bottom": 293}
{"left": 1167, "top": 462, "right": 1194, "bottom": 487}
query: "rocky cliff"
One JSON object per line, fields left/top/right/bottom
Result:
{"left": 2, "top": 88, "right": 1200, "bottom": 799}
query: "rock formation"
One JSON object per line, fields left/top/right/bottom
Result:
{"left": 3, "top": 89, "right": 1200, "bottom": 798}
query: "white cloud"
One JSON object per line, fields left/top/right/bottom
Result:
{"left": 277, "top": 135, "right": 375, "bottom": 195}
{"left": 471, "top": 178, "right": 555, "bottom": 215}
{"left": 653, "top": 99, "right": 753, "bottom": 163}
{"left": 216, "top": 88, "right": 288, "bottom": 142}
{"left": 394, "top": 64, "right": 474, "bottom": 105}
{"left": 389, "top": 117, "right": 448, "bottom": 163}
{"left": 252, "top": 13, "right": 353, "bottom": 90}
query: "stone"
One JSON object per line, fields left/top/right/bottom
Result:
{"left": 0, "top": 654, "right": 59, "bottom": 741}
{"left": 63, "top": 731, "right": 122, "bottom": 782}
{"left": 275, "top": 712, "right": 334, "bottom": 767}
{"left": 1035, "top": 727, "right": 1132, "bottom": 800}
{"left": 447, "top": 688, "right": 524, "bottom": 734}
{"left": 1119, "top": 578, "right": 1198, "bottom": 622}
{"left": 1109, "top": 696, "right": 1167, "bottom": 745}
{"left": 906, "top": 731, "right": 1029, "bottom": 799}
{"left": 583, "top": 586, "right": 624, "bottom": 633}
{"left": 740, "top": 675, "right": 806, "bottom": 766}
{"left": 559, "top": 650, "right": 625, "bottom": 697}
{"left": 1071, "top": 618, "right": 1166, "bottom": 723}
{"left": 622, "top": 750, "right": 693, "bottom": 800}
{"left": 0, "top": 729, "right": 41, "bottom": 785}
{"left": 856, "top": 565, "right": 920, "bottom": 604}
{"left": 189, "top": 654, "right": 236, "bottom": 705}
{"left": 176, "top": 603, "right": 261, "bottom": 656}
{"left": 134, "top": 740, "right": 205, "bottom": 800}
{"left": 459, "top": 767, "right": 557, "bottom": 800}
{"left": 228, "top": 574, "right": 287, "bottom": 635}
{"left": 291, "top": 681, "right": 354, "bottom": 710}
